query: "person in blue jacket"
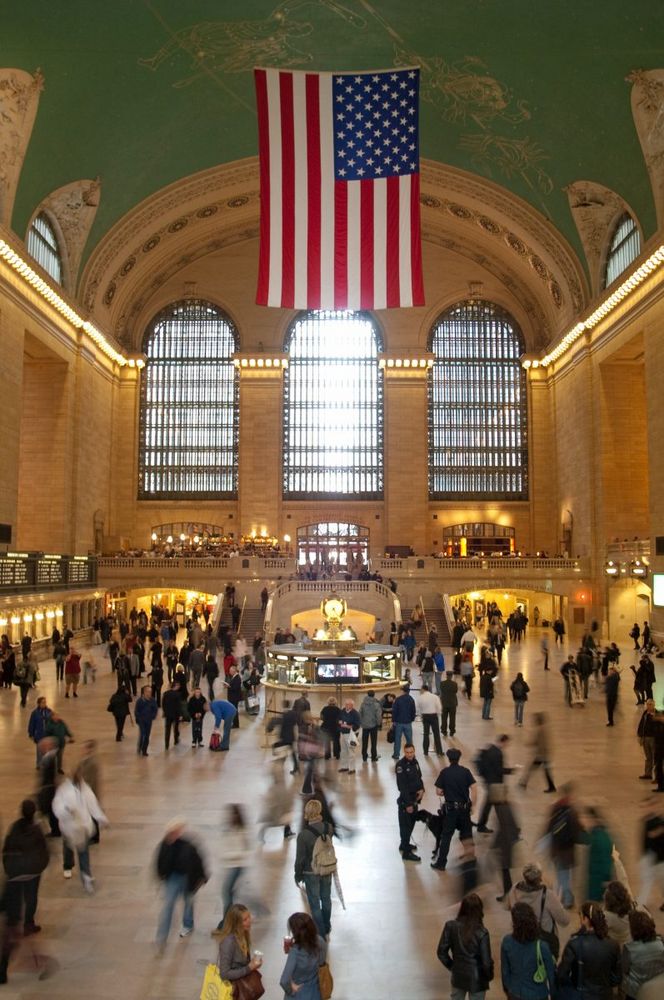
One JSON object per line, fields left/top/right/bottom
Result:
{"left": 210, "top": 698, "right": 238, "bottom": 750}
{"left": 391, "top": 684, "right": 417, "bottom": 760}
{"left": 27, "top": 697, "right": 52, "bottom": 766}
{"left": 501, "top": 901, "right": 556, "bottom": 1000}
{"left": 135, "top": 685, "right": 159, "bottom": 756}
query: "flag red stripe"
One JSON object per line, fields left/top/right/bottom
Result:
{"left": 334, "top": 181, "right": 348, "bottom": 309}
{"left": 360, "top": 179, "right": 374, "bottom": 309}
{"left": 386, "top": 176, "right": 400, "bottom": 309}
{"left": 279, "top": 72, "right": 295, "bottom": 309}
{"left": 306, "top": 75, "right": 321, "bottom": 310}
{"left": 254, "top": 69, "right": 271, "bottom": 306}
{"left": 410, "top": 173, "right": 424, "bottom": 306}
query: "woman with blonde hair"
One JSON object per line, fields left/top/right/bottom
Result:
{"left": 216, "top": 903, "right": 263, "bottom": 984}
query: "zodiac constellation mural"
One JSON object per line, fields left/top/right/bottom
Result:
{"left": 139, "top": 0, "right": 553, "bottom": 196}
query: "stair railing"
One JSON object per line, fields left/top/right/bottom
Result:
{"left": 442, "top": 593, "right": 455, "bottom": 636}
{"left": 419, "top": 594, "right": 429, "bottom": 636}
{"left": 237, "top": 594, "right": 247, "bottom": 634}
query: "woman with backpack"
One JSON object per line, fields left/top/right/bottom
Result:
{"left": 510, "top": 672, "right": 530, "bottom": 727}
{"left": 437, "top": 892, "right": 494, "bottom": 999}
{"left": 501, "top": 901, "right": 556, "bottom": 999}
{"left": 294, "top": 799, "right": 335, "bottom": 940}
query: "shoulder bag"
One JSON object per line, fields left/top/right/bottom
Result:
{"left": 318, "top": 962, "right": 334, "bottom": 1000}
{"left": 232, "top": 969, "right": 265, "bottom": 1000}
{"left": 537, "top": 886, "right": 559, "bottom": 958}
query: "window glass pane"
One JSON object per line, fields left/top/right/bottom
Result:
{"left": 604, "top": 213, "right": 641, "bottom": 288}
{"left": 138, "top": 300, "right": 238, "bottom": 498}
{"left": 283, "top": 311, "right": 383, "bottom": 498}
{"left": 26, "top": 213, "right": 62, "bottom": 285}
{"left": 428, "top": 300, "right": 528, "bottom": 500}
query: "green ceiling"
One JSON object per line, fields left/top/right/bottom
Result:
{"left": 3, "top": 0, "right": 663, "bottom": 270}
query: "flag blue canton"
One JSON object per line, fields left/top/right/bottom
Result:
{"left": 332, "top": 68, "right": 420, "bottom": 182}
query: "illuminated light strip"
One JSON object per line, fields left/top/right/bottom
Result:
{"left": 539, "top": 245, "right": 664, "bottom": 368}
{"left": 233, "top": 357, "right": 289, "bottom": 368}
{"left": 0, "top": 238, "right": 129, "bottom": 366}
{"left": 378, "top": 358, "right": 433, "bottom": 369}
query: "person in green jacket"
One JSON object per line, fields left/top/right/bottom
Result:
{"left": 45, "top": 711, "right": 74, "bottom": 774}
{"left": 585, "top": 806, "right": 614, "bottom": 901}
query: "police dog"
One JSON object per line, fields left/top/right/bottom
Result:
{"left": 415, "top": 808, "right": 442, "bottom": 856}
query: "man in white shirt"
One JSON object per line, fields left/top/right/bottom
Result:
{"left": 418, "top": 684, "right": 444, "bottom": 756}
{"left": 461, "top": 626, "right": 477, "bottom": 654}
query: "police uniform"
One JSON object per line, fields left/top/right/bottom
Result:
{"left": 432, "top": 754, "right": 475, "bottom": 869}
{"left": 395, "top": 754, "right": 424, "bottom": 856}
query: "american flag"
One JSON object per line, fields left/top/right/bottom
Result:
{"left": 254, "top": 66, "right": 424, "bottom": 311}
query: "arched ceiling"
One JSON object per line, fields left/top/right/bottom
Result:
{"left": 3, "top": 0, "right": 662, "bottom": 276}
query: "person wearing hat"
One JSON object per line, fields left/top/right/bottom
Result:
{"left": 507, "top": 862, "right": 569, "bottom": 958}
{"left": 431, "top": 748, "right": 477, "bottom": 871}
{"left": 395, "top": 743, "right": 425, "bottom": 862}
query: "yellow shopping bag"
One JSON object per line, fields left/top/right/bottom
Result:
{"left": 200, "top": 962, "right": 233, "bottom": 1000}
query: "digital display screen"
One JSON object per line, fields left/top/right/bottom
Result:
{"left": 653, "top": 574, "right": 664, "bottom": 607}
{"left": 316, "top": 658, "right": 361, "bottom": 683}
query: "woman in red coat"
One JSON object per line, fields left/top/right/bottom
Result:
{"left": 64, "top": 650, "right": 81, "bottom": 698}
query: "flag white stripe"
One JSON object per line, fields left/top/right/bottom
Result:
{"left": 318, "top": 74, "right": 335, "bottom": 311}
{"left": 373, "top": 179, "right": 387, "bottom": 310}
{"left": 265, "top": 71, "right": 283, "bottom": 308}
{"left": 346, "top": 180, "right": 361, "bottom": 310}
{"left": 292, "top": 73, "right": 308, "bottom": 309}
{"left": 399, "top": 175, "right": 413, "bottom": 308}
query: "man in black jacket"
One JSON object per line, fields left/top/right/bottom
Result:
{"left": 162, "top": 683, "right": 183, "bottom": 749}
{"left": 2, "top": 799, "right": 49, "bottom": 936}
{"left": 395, "top": 744, "right": 424, "bottom": 862}
{"left": 605, "top": 666, "right": 620, "bottom": 726}
{"left": 475, "top": 735, "right": 513, "bottom": 833}
{"left": 155, "top": 819, "right": 208, "bottom": 948}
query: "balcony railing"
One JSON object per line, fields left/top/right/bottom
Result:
{"left": 376, "top": 556, "right": 587, "bottom": 576}
{"left": 0, "top": 553, "right": 97, "bottom": 595}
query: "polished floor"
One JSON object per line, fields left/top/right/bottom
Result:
{"left": 0, "top": 629, "right": 660, "bottom": 999}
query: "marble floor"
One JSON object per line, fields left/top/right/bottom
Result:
{"left": 0, "top": 629, "right": 660, "bottom": 999}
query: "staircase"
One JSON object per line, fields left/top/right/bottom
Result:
{"left": 216, "top": 599, "right": 265, "bottom": 640}
{"left": 423, "top": 604, "right": 452, "bottom": 648}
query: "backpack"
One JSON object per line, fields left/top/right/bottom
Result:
{"left": 311, "top": 826, "right": 337, "bottom": 876}
{"left": 209, "top": 731, "right": 222, "bottom": 752}
{"left": 14, "top": 659, "right": 28, "bottom": 682}
{"left": 512, "top": 680, "right": 526, "bottom": 700}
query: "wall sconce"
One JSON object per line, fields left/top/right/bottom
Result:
{"left": 631, "top": 559, "right": 648, "bottom": 578}
{"left": 10, "top": 616, "right": 20, "bottom": 625}
{"left": 605, "top": 560, "right": 619, "bottom": 576}
{"left": 46, "top": 610, "right": 55, "bottom": 619}
{"left": 35, "top": 612, "right": 44, "bottom": 621}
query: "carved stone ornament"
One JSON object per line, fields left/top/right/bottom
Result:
{"left": 35, "top": 178, "right": 101, "bottom": 290}
{"left": 627, "top": 68, "right": 664, "bottom": 228}
{"left": 564, "top": 181, "right": 628, "bottom": 296}
{"left": 0, "top": 68, "right": 44, "bottom": 226}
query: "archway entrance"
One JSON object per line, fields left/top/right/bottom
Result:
{"left": 297, "top": 522, "right": 369, "bottom": 571}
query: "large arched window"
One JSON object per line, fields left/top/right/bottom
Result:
{"left": 428, "top": 300, "right": 527, "bottom": 499}
{"left": 283, "top": 311, "right": 383, "bottom": 498}
{"left": 27, "top": 212, "right": 63, "bottom": 284}
{"left": 138, "top": 299, "right": 239, "bottom": 498}
{"left": 603, "top": 213, "right": 641, "bottom": 288}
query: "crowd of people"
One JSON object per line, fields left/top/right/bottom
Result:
{"left": 2, "top": 596, "right": 664, "bottom": 997}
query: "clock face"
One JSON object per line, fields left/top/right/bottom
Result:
{"left": 322, "top": 596, "right": 345, "bottom": 620}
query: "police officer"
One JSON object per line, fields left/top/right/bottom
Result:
{"left": 431, "top": 747, "right": 476, "bottom": 870}
{"left": 395, "top": 743, "right": 424, "bottom": 862}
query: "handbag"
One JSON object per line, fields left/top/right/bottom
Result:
{"left": 232, "top": 969, "right": 265, "bottom": 1000}
{"left": 200, "top": 963, "right": 233, "bottom": 1000}
{"left": 533, "top": 940, "right": 547, "bottom": 984}
{"left": 318, "top": 961, "right": 334, "bottom": 1000}
{"left": 348, "top": 732, "right": 358, "bottom": 748}
{"left": 386, "top": 725, "right": 395, "bottom": 744}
